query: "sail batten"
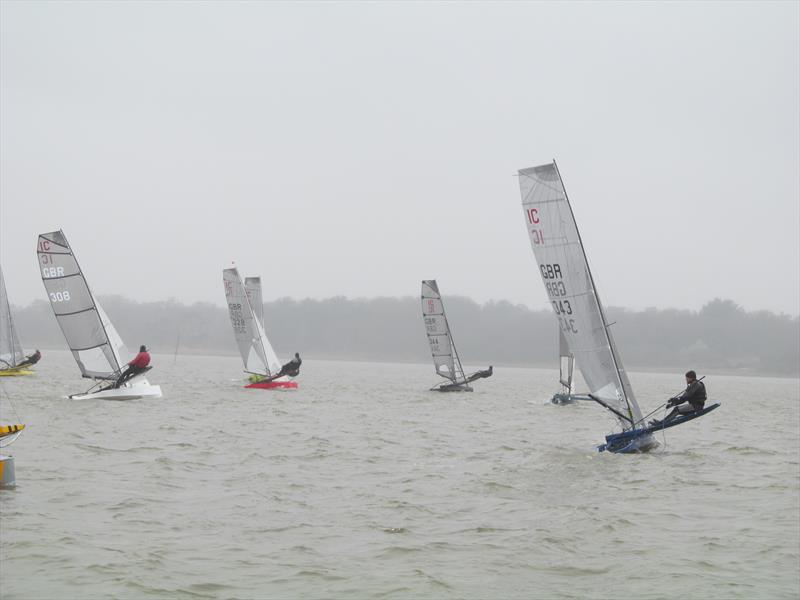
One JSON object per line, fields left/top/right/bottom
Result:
{"left": 421, "top": 280, "right": 467, "bottom": 384}
{"left": 37, "top": 230, "right": 129, "bottom": 379}
{"left": 518, "top": 162, "right": 643, "bottom": 427}
{"left": 223, "top": 268, "right": 283, "bottom": 377}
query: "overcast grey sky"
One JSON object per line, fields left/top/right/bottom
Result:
{"left": 2, "top": 1, "right": 798, "bottom": 315}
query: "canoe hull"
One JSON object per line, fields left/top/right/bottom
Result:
{"left": 69, "top": 378, "right": 162, "bottom": 401}
{"left": 245, "top": 380, "right": 298, "bottom": 390}
{"left": 0, "top": 367, "right": 34, "bottom": 377}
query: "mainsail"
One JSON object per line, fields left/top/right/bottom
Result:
{"left": 37, "top": 230, "right": 129, "bottom": 380}
{"left": 244, "top": 277, "right": 264, "bottom": 326}
{"left": 223, "top": 268, "right": 282, "bottom": 377}
{"left": 0, "top": 266, "right": 25, "bottom": 369}
{"left": 421, "top": 280, "right": 467, "bottom": 385}
{"left": 518, "top": 162, "right": 643, "bottom": 428}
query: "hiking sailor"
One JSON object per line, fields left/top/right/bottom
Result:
{"left": 15, "top": 349, "right": 41, "bottom": 368}
{"left": 650, "top": 370, "right": 706, "bottom": 426}
{"left": 265, "top": 352, "right": 301, "bottom": 381}
{"left": 466, "top": 365, "right": 493, "bottom": 382}
{"left": 115, "top": 345, "right": 151, "bottom": 388}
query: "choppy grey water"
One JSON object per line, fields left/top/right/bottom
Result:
{"left": 1, "top": 351, "right": 798, "bottom": 599}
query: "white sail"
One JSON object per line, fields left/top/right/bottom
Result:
{"left": 223, "top": 268, "right": 283, "bottom": 377}
{"left": 421, "top": 280, "right": 467, "bottom": 384}
{"left": 37, "top": 230, "right": 130, "bottom": 380}
{"left": 558, "top": 329, "right": 574, "bottom": 392}
{"left": 244, "top": 277, "right": 264, "bottom": 326}
{"left": 0, "top": 266, "right": 25, "bottom": 369}
{"left": 518, "top": 162, "right": 643, "bottom": 427}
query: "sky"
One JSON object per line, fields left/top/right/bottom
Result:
{"left": 1, "top": 1, "right": 798, "bottom": 315}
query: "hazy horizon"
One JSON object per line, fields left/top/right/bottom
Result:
{"left": 7, "top": 289, "right": 800, "bottom": 318}
{"left": 2, "top": 2, "right": 798, "bottom": 315}
{"left": 9, "top": 293, "right": 799, "bottom": 376}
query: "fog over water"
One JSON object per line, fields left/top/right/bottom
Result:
{"left": 1, "top": 2, "right": 798, "bottom": 315}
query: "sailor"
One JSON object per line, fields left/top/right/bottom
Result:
{"left": 15, "top": 349, "right": 42, "bottom": 368}
{"left": 279, "top": 353, "right": 302, "bottom": 377}
{"left": 265, "top": 353, "right": 302, "bottom": 381}
{"left": 650, "top": 370, "right": 706, "bottom": 426}
{"left": 467, "top": 365, "right": 493, "bottom": 382}
{"left": 115, "top": 345, "right": 151, "bottom": 388}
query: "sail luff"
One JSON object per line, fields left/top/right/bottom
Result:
{"left": 552, "top": 161, "right": 641, "bottom": 423}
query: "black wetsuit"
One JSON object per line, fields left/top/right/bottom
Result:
{"left": 659, "top": 380, "right": 706, "bottom": 423}
{"left": 15, "top": 351, "right": 41, "bottom": 368}
{"left": 677, "top": 380, "right": 707, "bottom": 410}
{"left": 466, "top": 366, "right": 493, "bottom": 382}
{"left": 268, "top": 357, "right": 302, "bottom": 381}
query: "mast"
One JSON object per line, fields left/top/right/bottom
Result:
{"left": 552, "top": 161, "right": 635, "bottom": 422}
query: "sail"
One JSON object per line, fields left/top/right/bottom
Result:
{"left": 37, "top": 230, "right": 129, "bottom": 379}
{"left": 0, "top": 266, "right": 25, "bottom": 368}
{"left": 518, "top": 162, "right": 643, "bottom": 427}
{"left": 558, "top": 329, "right": 574, "bottom": 391}
{"left": 244, "top": 277, "right": 264, "bottom": 326}
{"left": 421, "top": 280, "right": 467, "bottom": 384}
{"left": 223, "top": 268, "right": 282, "bottom": 377}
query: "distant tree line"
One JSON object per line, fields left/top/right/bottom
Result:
{"left": 10, "top": 296, "right": 799, "bottom": 376}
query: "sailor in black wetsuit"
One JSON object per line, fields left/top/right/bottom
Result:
{"left": 15, "top": 349, "right": 42, "bottom": 368}
{"left": 466, "top": 365, "right": 493, "bottom": 382}
{"left": 650, "top": 370, "right": 706, "bottom": 426}
{"left": 265, "top": 353, "right": 302, "bottom": 381}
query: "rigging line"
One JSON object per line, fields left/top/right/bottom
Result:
{"left": 588, "top": 394, "right": 634, "bottom": 426}
{"left": 0, "top": 379, "right": 23, "bottom": 424}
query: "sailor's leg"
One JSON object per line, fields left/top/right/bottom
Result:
{"left": 115, "top": 368, "right": 135, "bottom": 388}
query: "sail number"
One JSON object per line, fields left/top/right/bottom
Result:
{"left": 559, "top": 317, "right": 578, "bottom": 333}
{"left": 227, "top": 303, "right": 246, "bottom": 334}
{"left": 526, "top": 208, "right": 545, "bottom": 245}
{"left": 545, "top": 281, "right": 566, "bottom": 297}
{"left": 49, "top": 291, "right": 71, "bottom": 302}
{"left": 541, "top": 263, "right": 578, "bottom": 333}
{"left": 552, "top": 299, "right": 572, "bottom": 315}
{"left": 41, "top": 266, "right": 65, "bottom": 278}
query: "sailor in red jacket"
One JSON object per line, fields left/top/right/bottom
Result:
{"left": 115, "top": 345, "right": 151, "bottom": 388}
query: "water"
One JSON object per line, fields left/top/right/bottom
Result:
{"left": 1, "top": 351, "right": 798, "bottom": 599}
